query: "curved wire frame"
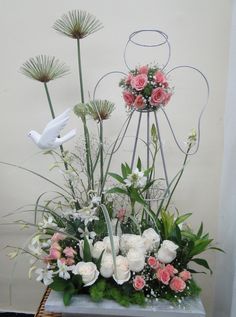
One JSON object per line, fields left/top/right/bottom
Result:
{"left": 92, "top": 28, "right": 209, "bottom": 193}
{"left": 123, "top": 29, "right": 171, "bottom": 71}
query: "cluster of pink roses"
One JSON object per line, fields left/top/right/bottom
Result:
{"left": 43, "top": 233, "right": 77, "bottom": 266}
{"left": 148, "top": 256, "right": 191, "bottom": 293}
{"left": 120, "top": 65, "right": 172, "bottom": 110}
{"left": 132, "top": 256, "right": 191, "bottom": 294}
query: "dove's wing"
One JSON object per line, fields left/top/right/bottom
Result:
{"left": 38, "top": 115, "right": 70, "bottom": 149}
{"left": 45, "top": 108, "right": 71, "bottom": 130}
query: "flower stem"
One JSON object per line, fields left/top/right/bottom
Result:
{"left": 100, "top": 121, "right": 104, "bottom": 201}
{"left": 77, "top": 39, "right": 84, "bottom": 103}
{"left": 165, "top": 144, "right": 191, "bottom": 210}
{"left": 43, "top": 83, "right": 80, "bottom": 209}
{"left": 44, "top": 83, "right": 56, "bottom": 118}
{"left": 76, "top": 38, "right": 94, "bottom": 191}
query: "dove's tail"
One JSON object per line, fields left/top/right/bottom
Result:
{"left": 58, "top": 129, "right": 76, "bottom": 145}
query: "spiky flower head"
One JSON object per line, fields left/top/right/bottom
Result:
{"left": 74, "top": 103, "right": 89, "bottom": 122}
{"left": 53, "top": 10, "right": 103, "bottom": 40}
{"left": 20, "top": 55, "right": 69, "bottom": 83}
{"left": 86, "top": 100, "right": 115, "bottom": 122}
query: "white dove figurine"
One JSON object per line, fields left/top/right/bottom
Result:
{"left": 28, "top": 108, "right": 76, "bottom": 150}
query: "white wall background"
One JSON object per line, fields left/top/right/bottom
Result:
{"left": 0, "top": 0, "right": 231, "bottom": 315}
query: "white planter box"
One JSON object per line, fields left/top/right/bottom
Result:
{"left": 45, "top": 290, "right": 206, "bottom": 317}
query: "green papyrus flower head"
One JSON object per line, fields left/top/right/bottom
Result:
{"left": 53, "top": 10, "right": 103, "bottom": 40}
{"left": 20, "top": 55, "right": 69, "bottom": 83}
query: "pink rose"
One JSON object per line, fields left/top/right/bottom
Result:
{"left": 65, "top": 258, "right": 75, "bottom": 265}
{"left": 125, "top": 74, "right": 133, "bottom": 85}
{"left": 134, "top": 95, "right": 145, "bottom": 109}
{"left": 131, "top": 74, "right": 148, "bottom": 91}
{"left": 163, "top": 92, "right": 172, "bottom": 106}
{"left": 48, "top": 247, "right": 61, "bottom": 260}
{"left": 170, "top": 276, "right": 186, "bottom": 292}
{"left": 156, "top": 268, "right": 171, "bottom": 285}
{"left": 133, "top": 275, "right": 146, "bottom": 291}
{"left": 165, "top": 264, "right": 178, "bottom": 277}
{"left": 153, "top": 70, "right": 167, "bottom": 85}
{"left": 59, "top": 257, "right": 67, "bottom": 264}
{"left": 150, "top": 87, "right": 166, "bottom": 106}
{"left": 139, "top": 65, "right": 149, "bottom": 75}
{"left": 117, "top": 208, "right": 126, "bottom": 222}
{"left": 63, "top": 247, "right": 77, "bottom": 258}
{"left": 179, "top": 270, "right": 191, "bottom": 282}
{"left": 123, "top": 91, "right": 135, "bottom": 106}
{"left": 43, "top": 242, "right": 62, "bottom": 261}
{"left": 51, "top": 233, "right": 66, "bottom": 242}
{"left": 51, "top": 242, "right": 62, "bottom": 251}
{"left": 147, "top": 256, "right": 158, "bottom": 269}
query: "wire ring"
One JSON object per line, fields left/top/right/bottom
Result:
{"left": 123, "top": 29, "right": 171, "bottom": 71}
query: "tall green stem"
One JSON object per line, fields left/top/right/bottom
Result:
{"left": 100, "top": 121, "right": 104, "bottom": 200}
{"left": 77, "top": 39, "right": 84, "bottom": 103}
{"left": 76, "top": 38, "right": 94, "bottom": 192}
{"left": 43, "top": 83, "right": 80, "bottom": 209}
{"left": 44, "top": 83, "right": 56, "bottom": 119}
{"left": 165, "top": 145, "right": 191, "bottom": 210}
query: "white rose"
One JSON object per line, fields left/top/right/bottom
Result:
{"left": 79, "top": 239, "right": 94, "bottom": 259}
{"left": 157, "top": 240, "right": 179, "bottom": 264}
{"left": 113, "top": 255, "right": 130, "bottom": 285}
{"left": 72, "top": 261, "right": 99, "bottom": 286}
{"left": 120, "top": 234, "right": 145, "bottom": 254}
{"left": 127, "top": 248, "right": 145, "bottom": 272}
{"left": 92, "top": 241, "right": 105, "bottom": 259}
{"left": 142, "top": 228, "right": 160, "bottom": 252}
{"left": 100, "top": 253, "right": 114, "bottom": 278}
{"left": 103, "top": 236, "right": 120, "bottom": 255}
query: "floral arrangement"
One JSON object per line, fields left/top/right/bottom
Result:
{"left": 4, "top": 10, "right": 222, "bottom": 308}
{"left": 120, "top": 65, "right": 173, "bottom": 110}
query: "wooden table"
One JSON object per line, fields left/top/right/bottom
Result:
{"left": 34, "top": 288, "right": 61, "bottom": 317}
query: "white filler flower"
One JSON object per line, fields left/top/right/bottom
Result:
{"left": 35, "top": 267, "right": 54, "bottom": 285}
{"left": 124, "top": 168, "right": 147, "bottom": 188}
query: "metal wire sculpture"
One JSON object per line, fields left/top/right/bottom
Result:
{"left": 93, "top": 29, "right": 209, "bottom": 201}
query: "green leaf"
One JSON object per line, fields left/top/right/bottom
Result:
{"left": 99, "top": 204, "right": 117, "bottom": 277}
{"left": 83, "top": 236, "right": 92, "bottom": 262}
{"left": 50, "top": 277, "right": 67, "bottom": 291}
{"left": 175, "top": 213, "right": 192, "bottom": 225}
{"left": 125, "top": 163, "right": 132, "bottom": 174}
{"left": 130, "top": 190, "right": 146, "bottom": 206}
{"left": 72, "top": 275, "right": 83, "bottom": 289}
{"left": 191, "top": 258, "right": 212, "bottom": 274}
{"left": 208, "top": 246, "right": 225, "bottom": 253}
{"left": 181, "top": 230, "right": 196, "bottom": 240}
{"left": 197, "top": 222, "right": 203, "bottom": 237}
{"left": 108, "top": 172, "right": 125, "bottom": 184}
{"left": 143, "top": 167, "right": 153, "bottom": 177}
{"left": 121, "top": 164, "right": 127, "bottom": 178}
{"left": 95, "top": 250, "right": 105, "bottom": 270}
{"left": 151, "top": 124, "right": 158, "bottom": 143}
{"left": 106, "top": 187, "right": 128, "bottom": 195}
{"left": 171, "top": 224, "right": 182, "bottom": 244}
{"left": 190, "top": 239, "right": 213, "bottom": 257}
{"left": 137, "top": 157, "right": 142, "bottom": 170}
{"left": 63, "top": 283, "right": 75, "bottom": 306}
